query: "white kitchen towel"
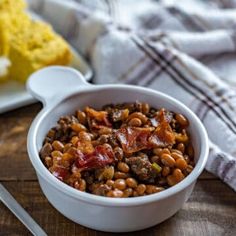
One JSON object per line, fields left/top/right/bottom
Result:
{"left": 27, "top": 0, "right": 236, "bottom": 191}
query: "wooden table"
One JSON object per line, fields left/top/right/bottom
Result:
{"left": 0, "top": 103, "right": 235, "bottom": 236}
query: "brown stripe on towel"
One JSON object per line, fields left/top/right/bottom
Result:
{"left": 221, "top": 159, "right": 236, "bottom": 182}
{"left": 143, "top": 38, "right": 236, "bottom": 134}
{"left": 229, "top": 31, "right": 236, "bottom": 51}
{"left": 125, "top": 59, "right": 160, "bottom": 85}
{"left": 167, "top": 7, "right": 207, "bottom": 32}
{"left": 133, "top": 37, "right": 236, "bottom": 134}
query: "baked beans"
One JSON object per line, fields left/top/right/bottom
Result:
{"left": 40, "top": 101, "right": 195, "bottom": 198}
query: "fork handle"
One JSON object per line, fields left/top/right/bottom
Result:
{"left": 0, "top": 183, "right": 47, "bottom": 236}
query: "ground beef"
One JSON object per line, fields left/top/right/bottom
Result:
{"left": 126, "top": 156, "right": 157, "bottom": 182}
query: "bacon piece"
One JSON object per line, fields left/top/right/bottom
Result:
{"left": 75, "top": 144, "right": 115, "bottom": 170}
{"left": 149, "top": 108, "right": 173, "bottom": 127}
{"left": 116, "top": 109, "right": 175, "bottom": 153}
{"left": 85, "top": 107, "right": 112, "bottom": 128}
{"left": 149, "top": 123, "right": 175, "bottom": 147}
{"left": 116, "top": 127, "right": 154, "bottom": 153}
{"left": 50, "top": 166, "right": 69, "bottom": 181}
{"left": 149, "top": 108, "right": 175, "bottom": 147}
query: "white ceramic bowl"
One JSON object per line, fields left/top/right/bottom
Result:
{"left": 27, "top": 66, "right": 208, "bottom": 233}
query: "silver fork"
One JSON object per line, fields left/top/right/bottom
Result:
{"left": 0, "top": 183, "right": 47, "bottom": 236}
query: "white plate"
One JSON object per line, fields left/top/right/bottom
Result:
{"left": 0, "top": 50, "right": 93, "bottom": 114}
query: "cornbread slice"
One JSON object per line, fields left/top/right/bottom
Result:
{"left": 0, "top": 0, "right": 29, "bottom": 57}
{"left": 0, "top": 0, "right": 26, "bottom": 14}
{"left": 0, "top": 0, "right": 72, "bottom": 83}
{"left": 7, "top": 20, "right": 72, "bottom": 82}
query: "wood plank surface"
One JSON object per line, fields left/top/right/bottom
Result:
{"left": 0, "top": 104, "right": 235, "bottom": 236}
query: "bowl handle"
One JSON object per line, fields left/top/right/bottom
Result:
{"left": 27, "top": 66, "right": 90, "bottom": 107}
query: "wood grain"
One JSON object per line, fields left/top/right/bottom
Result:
{"left": 0, "top": 103, "right": 235, "bottom": 236}
{"left": 0, "top": 104, "right": 41, "bottom": 181}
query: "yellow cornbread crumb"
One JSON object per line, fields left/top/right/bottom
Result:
{"left": 0, "top": 0, "right": 72, "bottom": 83}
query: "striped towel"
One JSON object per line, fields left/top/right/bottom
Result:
{"left": 28, "top": 0, "right": 236, "bottom": 191}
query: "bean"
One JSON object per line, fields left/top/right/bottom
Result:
{"left": 117, "top": 162, "right": 130, "bottom": 173}
{"left": 66, "top": 147, "right": 77, "bottom": 156}
{"left": 76, "top": 111, "right": 86, "bottom": 125}
{"left": 126, "top": 112, "right": 148, "bottom": 124}
{"left": 175, "top": 158, "right": 188, "bottom": 170}
{"left": 174, "top": 132, "right": 189, "bottom": 143}
{"left": 177, "top": 143, "right": 185, "bottom": 153}
{"left": 71, "top": 123, "right": 87, "bottom": 133}
{"left": 186, "top": 165, "right": 194, "bottom": 173}
{"left": 107, "top": 189, "right": 123, "bottom": 198}
{"left": 162, "top": 166, "right": 170, "bottom": 177}
{"left": 40, "top": 143, "right": 53, "bottom": 158}
{"left": 114, "top": 171, "right": 129, "bottom": 179}
{"left": 62, "top": 153, "right": 73, "bottom": 161}
{"left": 175, "top": 113, "right": 189, "bottom": 127}
{"left": 74, "top": 179, "right": 86, "bottom": 191}
{"left": 60, "top": 155, "right": 71, "bottom": 168}
{"left": 136, "top": 184, "right": 146, "bottom": 195}
{"left": 114, "top": 179, "right": 126, "bottom": 190}
{"left": 97, "top": 135, "right": 109, "bottom": 144}
{"left": 171, "top": 152, "right": 183, "bottom": 160}
{"left": 167, "top": 175, "right": 177, "bottom": 186}
{"left": 98, "top": 127, "right": 112, "bottom": 135}
{"left": 44, "top": 156, "right": 52, "bottom": 167}
{"left": 126, "top": 178, "right": 138, "bottom": 188}
{"left": 153, "top": 148, "right": 162, "bottom": 156}
{"left": 79, "top": 179, "right": 86, "bottom": 191}
{"left": 173, "top": 168, "right": 185, "bottom": 182}
{"left": 51, "top": 150, "right": 63, "bottom": 158}
{"left": 106, "top": 180, "right": 115, "bottom": 187}
{"left": 161, "top": 154, "right": 176, "bottom": 167}
{"left": 63, "top": 143, "right": 72, "bottom": 152}
{"left": 187, "top": 145, "right": 194, "bottom": 158}
{"left": 145, "top": 185, "right": 156, "bottom": 194}
{"left": 52, "top": 140, "right": 64, "bottom": 151}
{"left": 71, "top": 165, "right": 81, "bottom": 178}
{"left": 123, "top": 188, "right": 133, "bottom": 197}
{"left": 184, "top": 155, "right": 190, "bottom": 164}
{"left": 47, "top": 129, "right": 55, "bottom": 138}
{"left": 79, "top": 131, "right": 91, "bottom": 141}
{"left": 128, "top": 118, "right": 142, "bottom": 127}
{"left": 161, "top": 148, "right": 171, "bottom": 155}
{"left": 146, "top": 185, "right": 164, "bottom": 194}
{"left": 141, "top": 103, "right": 150, "bottom": 114}
{"left": 114, "top": 147, "right": 124, "bottom": 161}
{"left": 71, "top": 136, "right": 79, "bottom": 146}
{"left": 171, "top": 149, "right": 182, "bottom": 155}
